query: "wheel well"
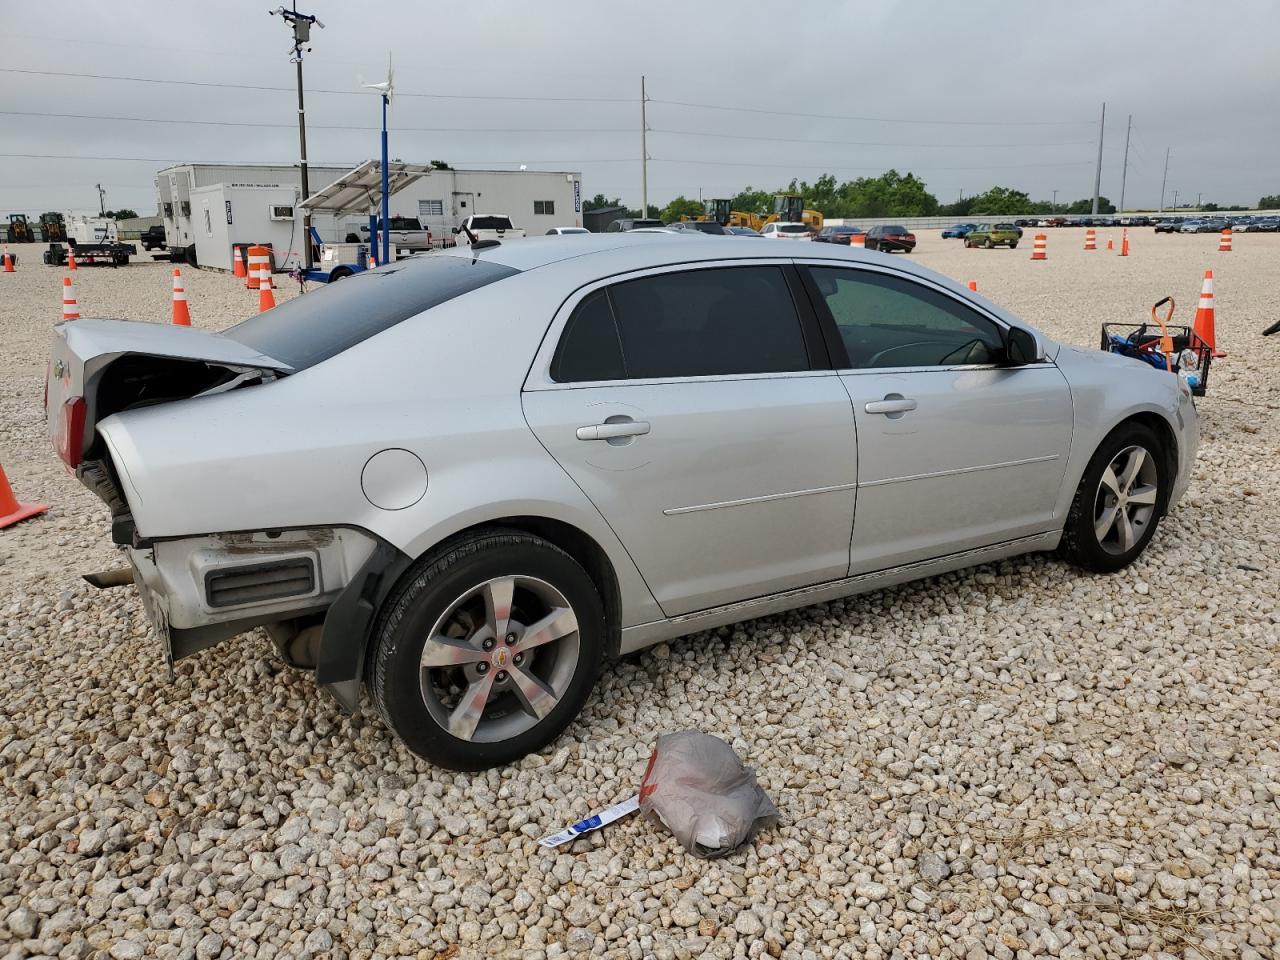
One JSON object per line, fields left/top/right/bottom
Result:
{"left": 428, "top": 517, "right": 623, "bottom": 657}
{"left": 1123, "top": 412, "right": 1178, "bottom": 505}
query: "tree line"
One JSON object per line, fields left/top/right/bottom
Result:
{"left": 586, "top": 172, "right": 1280, "bottom": 222}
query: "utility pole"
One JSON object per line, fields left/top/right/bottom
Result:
{"left": 1052, "top": 189, "right": 1058, "bottom": 213}
{"left": 1159, "top": 147, "right": 1170, "bottom": 214}
{"left": 271, "top": 4, "right": 324, "bottom": 271}
{"left": 1117, "top": 114, "right": 1131, "bottom": 217}
{"left": 1196, "top": 192, "right": 1202, "bottom": 210}
{"left": 1173, "top": 189, "right": 1179, "bottom": 210}
{"left": 1091, "top": 102, "right": 1105, "bottom": 215}
{"left": 96, "top": 183, "right": 106, "bottom": 216}
{"left": 640, "top": 76, "right": 648, "bottom": 218}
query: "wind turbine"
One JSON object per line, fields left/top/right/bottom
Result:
{"left": 361, "top": 53, "right": 394, "bottom": 265}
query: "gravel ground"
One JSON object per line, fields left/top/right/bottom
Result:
{"left": 1, "top": 233, "right": 1277, "bottom": 960}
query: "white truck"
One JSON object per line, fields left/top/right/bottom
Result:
{"left": 352, "top": 215, "right": 434, "bottom": 252}
{"left": 453, "top": 214, "right": 525, "bottom": 245}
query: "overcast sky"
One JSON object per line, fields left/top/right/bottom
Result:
{"left": 2, "top": 0, "right": 1276, "bottom": 216}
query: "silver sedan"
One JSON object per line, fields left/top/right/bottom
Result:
{"left": 47, "top": 236, "right": 1198, "bottom": 769}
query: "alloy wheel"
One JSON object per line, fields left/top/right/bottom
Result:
{"left": 418, "top": 576, "right": 580, "bottom": 743}
{"left": 1092, "top": 445, "right": 1159, "bottom": 555}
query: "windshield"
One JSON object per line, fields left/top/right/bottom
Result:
{"left": 777, "top": 224, "right": 809, "bottom": 234}
{"left": 225, "top": 255, "right": 518, "bottom": 370}
{"left": 471, "top": 216, "right": 514, "bottom": 230}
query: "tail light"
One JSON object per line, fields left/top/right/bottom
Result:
{"left": 55, "top": 396, "right": 87, "bottom": 468}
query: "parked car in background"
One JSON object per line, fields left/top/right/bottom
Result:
{"left": 605, "top": 218, "right": 664, "bottom": 232}
{"left": 1178, "top": 220, "right": 1206, "bottom": 233}
{"left": 727, "top": 226, "right": 763, "bottom": 237}
{"left": 814, "top": 225, "right": 867, "bottom": 244}
{"left": 455, "top": 215, "right": 525, "bottom": 245}
{"left": 1154, "top": 218, "right": 1184, "bottom": 233}
{"left": 670, "top": 221, "right": 729, "bottom": 235}
{"left": 545, "top": 227, "right": 589, "bottom": 235}
{"left": 46, "top": 234, "right": 1199, "bottom": 769}
{"left": 941, "top": 223, "right": 977, "bottom": 239}
{"left": 359, "top": 216, "right": 434, "bottom": 251}
{"left": 761, "top": 222, "right": 812, "bottom": 240}
{"left": 863, "top": 225, "right": 917, "bottom": 252}
{"left": 1126, "top": 216, "right": 1154, "bottom": 227}
{"left": 140, "top": 225, "right": 167, "bottom": 251}
{"left": 964, "top": 223, "right": 1020, "bottom": 249}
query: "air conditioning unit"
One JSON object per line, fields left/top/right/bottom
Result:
{"left": 270, "top": 205, "right": 295, "bottom": 221}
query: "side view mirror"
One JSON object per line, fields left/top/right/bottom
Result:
{"left": 1006, "top": 327, "right": 1043, "bottom": 365}
{"left": 451, "top": 226, "right": 460, "bottom": 234}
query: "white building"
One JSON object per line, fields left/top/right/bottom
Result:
{"left": 155, "top": 162, "right": 583, "bottom": 271}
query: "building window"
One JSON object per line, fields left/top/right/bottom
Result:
{"left": 203, "top": 209, "right": 213, "bottom": 237}
{"left": 419, "top": 200, "right": 444, "bottom": 217}
{"left": 534, "top": 200, "right": 555, "bottom": 216}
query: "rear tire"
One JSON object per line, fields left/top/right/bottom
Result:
{"left": 370, "top": 529, "right": 605, "bottom": 770}
{"left": 1059, "top": 422, "right": 1169, "bottom": 573}
{"left": 328, "top": 267, "right": 354, "bottom": 282}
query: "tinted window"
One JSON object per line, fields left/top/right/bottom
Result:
{"left": 471, "top": 216, "right": 513, "bottom": 230}
{"left": 226, "top": 255, "right": 518, "bottom": 370}
{"left": 807, "top": 267, "right": 1004, "bottom": 369}
{"left": 551, "top": 290, "right": 624, "bottom": 382}
{"left": 552, "top": 267, "right": 809, "bottom": 382}
{"left": 776, "top": 224, "right": 809, "bottom": 234}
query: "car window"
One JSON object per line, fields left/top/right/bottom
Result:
{"left": 471, "top": 216, "right": 514, "bottom": 230}
{"left": 777, "top": 224, "right": 809, "bottom": 234}
{"left": 226, "top": 255, "right": 518, "bottom": 371}
{"left": 806, "top": 267, "right": 1005, "bottom": 370}
{"left": 552, "top": 266, "right": 810, "bottom": 382}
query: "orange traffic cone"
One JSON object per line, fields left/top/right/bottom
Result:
{"left": 245, "top": 245, "right": 267, "bottom": 290}
{"left": 849, "top": 233, "right": 865, "bottom": 248}
{"left": 1119, "top": 230, "right": 1130, "bottom": 257}
{"left": 1106, "top": 238, "right": 1114, "bottom": 251}
{"left": 967, "top": 280, "right": 977, "bottom": 291}
{"left": 258, "top": 263, "right": 276, "bottom": 312}
{"left": 1218, "top": 228, "right": 1232, "bottom": 252}
{"left": 2, "top": 246, "right": 13, "bottom": 273}
{"left": 1084, "top": 228, "right": 1097, "bottom": 251}
{"left": 232, "top": 248, "right": 246, "bottom": 279}
{"left": 61, "top": 276, "right": 79, "bottom": 321}
{"left": 1191, "top": 270, "right": 1225, "bottom": 357}
{"left": 68, "top": 250, "right": 77, "bottom": 270}
{"left": 0, "top": 464, "right": 47, "bottom": 529}
{"left": 171, "top": 269, "right": 192, "bottom": 326}
{"left": 1031, "top": 234, "right": 1047, "bottom": 260}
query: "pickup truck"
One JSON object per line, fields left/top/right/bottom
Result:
{"left": 141, "top": 225, "right": 167, "bottom": 251}
{"left": 354, "top": 216, "right": 433, "bottom": 252}
{"left": 454, "top": 214, "right": 525, "bottom": 244}
{"left": 964, "top": 223, "right": 1020, "bottom": 248}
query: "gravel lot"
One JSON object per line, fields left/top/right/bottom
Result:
{"left": 1, "top": 233, "right": 1277, "bottom": 960}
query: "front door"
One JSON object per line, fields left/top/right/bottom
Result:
{"left": 523, "top": 263, "right": 857, "bottom": 617}
{"left": 800, "top": 264, "right": 1073, "bottom": 574}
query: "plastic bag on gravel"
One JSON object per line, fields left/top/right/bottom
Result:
{"left": 638, "top": 730, "right": 778, "bottom": 858}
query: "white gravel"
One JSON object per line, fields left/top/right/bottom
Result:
{"left": 1, "top": 233, "right": 1278, "bottom": 960}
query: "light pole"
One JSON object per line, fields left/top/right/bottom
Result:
{"left": 1173, "top": 190, "right": 1179, "bottom": 210}
{"left": 361, "top": 55, "right": 395, "bottom": 266}
{"left": 1052, "top": 189, "right": 1058, "bottom": 213}
{"left": 271, "top": 4, "right": 324, "bottom": 271}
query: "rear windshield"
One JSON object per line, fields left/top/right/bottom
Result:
{"left": 777, "top": 224, "right": 809, "bottom": 234}
{"left": 628, "top": 220, "right": 664, "bottom": 229}
{"left": 225, "top": 255, "right": 518, "bottom": 370}
{"left": 994, "top": 223, "right": 1015, "bottom": 230}
{"left": 471, "top": 216, "right": 514, "bottom": 230}
{"left": 883, "top": 225, "right": 909, "bottom": 234}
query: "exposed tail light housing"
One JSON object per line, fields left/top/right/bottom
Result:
{"left": 55, "top": 396, "right": 87, "bottom": 469}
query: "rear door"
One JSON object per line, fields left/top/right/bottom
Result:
{"left": 523, "top": 262, "right": 857, "bottom": 617}
{"left": 799, "top": 263, "right": 1073, "bottom": 574}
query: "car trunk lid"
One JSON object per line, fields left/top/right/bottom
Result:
{"left": 47, "top": 318, "right": 292, "bottom": 471}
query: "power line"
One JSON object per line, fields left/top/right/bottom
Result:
{"left": 0, "top": 152, "right": 631, "bottom": 165}
{"left": 0, "top": 68, "right": 633, "bottom": 103}
{"left": 651, "top": 127, "right": 1095, "bottom": 149}
{"left": 650, "top": 98, "right": 1098, "bottom": 127}
{"left": 652, "top": 157, "right": 1097, "bottom": 172}
{"left": 0, "top": 109, "right": 632, "bottom": 134}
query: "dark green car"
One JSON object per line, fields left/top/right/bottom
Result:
{"left": 964, "top": 222, "right": 1020, "bottom": 248}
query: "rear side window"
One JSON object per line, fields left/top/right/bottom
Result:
{"left": 226, "top": 255, "right": 518, "bottom": 370}
{"left": 552, "top": 266, "right": 809, "bottom": 382}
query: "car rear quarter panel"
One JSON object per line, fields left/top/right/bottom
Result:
{"left": 97, "top": 268, "right": 665, "bottom": 629}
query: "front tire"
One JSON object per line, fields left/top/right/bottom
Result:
{"left": 370, "top": 529, "right": 605, "bottom": 770}
{"left": 1060, "top": 422, "right": 1169, "bottom": 573}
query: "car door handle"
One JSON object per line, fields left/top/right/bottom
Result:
{"left": 864, "top": 397, "right": 918, "bottom": 415}
{"left": 576, "top": 420, "right": 651, "bottom": 441}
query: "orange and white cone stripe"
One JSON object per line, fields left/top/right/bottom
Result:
{"left": 1218, "top": 228, "right": 1232, "bottom": 252}
{"left": 171, "top": 268, "right": 192, "bottom": 326}
{"left": 1031, "top": 234, "right": 1047, "bottom": 260}
{"left": 1084, "top": 228, "right": 1096, "bottom": 251}
{"left": 245, "top": 247, "right": 267, "bottom": 289}
{"left": 257, "top": 263, "right": 276, "bottom": 312}
{"left": 62, "top": 276, "right": 80, "bottom": 320}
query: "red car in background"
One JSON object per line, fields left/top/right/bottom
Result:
{"left": 864, "top": 224, "right": 917, "bottom": 252}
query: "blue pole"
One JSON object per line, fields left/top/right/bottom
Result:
{"left": 380, "top": 94, "right": 389, "bottom": 265}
